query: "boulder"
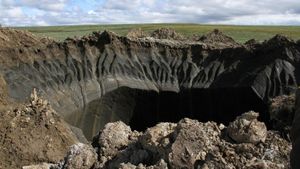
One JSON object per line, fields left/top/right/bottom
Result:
{"left": 93, "top": 121, "right": 133, "bottom": 157}
{"left": 62, "top": 143, "right": 97, "bottom": 169}
{"left": 227, "top": 111, "right": 267, "bottom": 144}
{"left": 168, "top": 118, "right": 221, "bottom": 169}
{"left": 140, "top": 122, "right": 177, "bottom": 160}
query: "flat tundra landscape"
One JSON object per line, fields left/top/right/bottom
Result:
{"left": 17, "top": 24, "right": 300, "bottom": 43}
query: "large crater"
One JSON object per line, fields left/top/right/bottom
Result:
{"left": 1, "top": 29, "right": 300, "bottom": 140}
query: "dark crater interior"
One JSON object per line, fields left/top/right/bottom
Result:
{"left": 75, "top": 87, "right": 269, "bottom": 139}
{"left": 130, "top": 87, "right": 269, "bottom": 131}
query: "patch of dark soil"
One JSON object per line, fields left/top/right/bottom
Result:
{"left": 270, "top": 94, "right": 295, "bottom": 140}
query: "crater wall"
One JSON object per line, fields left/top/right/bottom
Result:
{"left": 1, "top": 31, "right": 300, "bottom": 138}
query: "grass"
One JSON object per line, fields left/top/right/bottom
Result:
{"left": 16, "top": 23, "right": 300, "bottom": 43}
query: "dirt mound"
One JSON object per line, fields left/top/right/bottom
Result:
{"left": 150, "top": 28, "right": 185, "bottom": 40}
{"left": 264, "top": 34, "right": 294, "bottom": 47}
{"left": 0, "top": 28, "right": 51, "bottom": 48}
{"left": 199, "top": 29, "right": 238, "bottom": 45}
{"left": 127, "top": 28, "right": 148, "bottom": 38}
{"left": 0, "top": 89, "right": 79, "bottom": 169}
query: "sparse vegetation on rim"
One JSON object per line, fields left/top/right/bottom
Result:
{"left": 15, "top": 23, "right": 300, "bottom": 43}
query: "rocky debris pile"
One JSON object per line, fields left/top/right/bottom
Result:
{"left": 41, "top": 111, "right": 291, "bottom": 169}
{"left": 127, "top": 28, "right": 148, "bottom": 39}
{"left": 270, "top": 94, "right": 295, "bottom": 140}
{"left": 198, "top": 29, "right": 238, "bottom": 46}
{"left": 0, "top": 89, "right": 79, "bottom": 169}
{"left": 150, "top": 28, "right": 185, "bottom": 40}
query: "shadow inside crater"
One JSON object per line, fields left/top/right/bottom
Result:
{"left": 67, "top": 86, "right": 269, "bottom": 140}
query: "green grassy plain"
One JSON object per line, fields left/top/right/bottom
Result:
{"left": 16, "top": 23, "right": 300, "bottom": 43}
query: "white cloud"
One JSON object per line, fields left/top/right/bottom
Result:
{"left": 1, "top": 0, "right": 300, "bottom": 26}
{"left": 88, "top": 10, "right": 96, "bottom": 15}
{"left": 20, "top": 0, "right": 68, "bottom": 11}
{"left": 217, "top": 14, "right": 300, "bottom": 25}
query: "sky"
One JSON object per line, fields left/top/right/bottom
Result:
{"left": 1, "top": 0, "right": 300, "bottom": 26}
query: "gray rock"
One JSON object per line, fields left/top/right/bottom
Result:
{"left": 168, "top": 118, "right": 221, "bottom": 169}
{"left": 92, "top": 121, "right": 142, "bottom": 168}
{"left": 62, "top": 143, "right": 97, "bottom": 169}
{"left": 140, "top": 122, "right": 177, "bottom": 160}
{"left": 95, "top": 121, "right": 133, "bottom": 158}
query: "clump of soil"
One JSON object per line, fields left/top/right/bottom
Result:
{"left": 127, "top": 28, "right": 148, "bottom": 38}
{"left": 150, "top": 28, "right": 185, "bottom": 40}
{"left": 199, "top": 29, "right": 238, "bottom": 45}
{"left": 0, "top": 89, "right": 79, "bottom": 169}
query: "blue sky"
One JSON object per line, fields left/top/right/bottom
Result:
{"left": 1, "top": 0, "right": 300, "bottom": 26}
